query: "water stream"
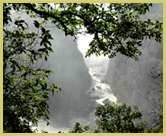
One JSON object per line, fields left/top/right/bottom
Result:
{"left": 35, "top": 64, "right": 117, "bottom": 133}
{"left": 87, "top": 65, "right": 117, "bottom": 105}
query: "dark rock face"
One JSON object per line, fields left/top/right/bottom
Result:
{"left": 102, "top": 98, "right": 112, "bottom": 104}
{"left": 104, "top": 3, "right": 163, "bottom": 128}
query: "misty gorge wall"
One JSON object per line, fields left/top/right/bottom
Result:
{"left": 44, "top": 25, "right": 93, "bottom": 128}
{"left": 10, "top": 12, "right": 93, "bottom": 129}
{"left": 104, "top": 3, "right": 163, "bottom": 127}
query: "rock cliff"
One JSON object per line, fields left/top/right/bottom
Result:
{"left": 10, "top": 12, "right": 93, "bottom": 129}
{"left": 104, "top": 3, "right": 163, "bottom": 129}
{"left": 45, "top": 24, "right": 93, "bottom": 128}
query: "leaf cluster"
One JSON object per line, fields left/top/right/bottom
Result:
{"left": 17, "top": 3, "right": 163, "bottom": 60}
{"left": 69, "top": 122, "right": 90, "bottom": 133}
{"left": 94, "top": 103, "right": 145, "bottom": 133}
{"left": 3, "top": 3, "right": 61, "bottom": 132}
{"left": 70, "top": 103, "right": 145, "bottom": 133}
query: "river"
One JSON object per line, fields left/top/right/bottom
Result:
{"left": 34, "top": 64, "right": 117, "bottom": 133}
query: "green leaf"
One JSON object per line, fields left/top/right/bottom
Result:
{"left": 34, "top": 20, "right": 40, "bottom": 28}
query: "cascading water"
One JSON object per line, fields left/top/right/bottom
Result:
{"left": 36, "top": 62, "right": 117, "bottom": 133}
{"left": 9, "top": 11, "right": 117, "bottom": 133}
{"left": 86, "top": 65, "right": 117, "bottom": 105}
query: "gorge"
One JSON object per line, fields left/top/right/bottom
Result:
{"left": 5, "top": 3, "right": 163, "bottom": 133}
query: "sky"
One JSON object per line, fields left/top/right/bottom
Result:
{"left": 77, "top": 34, "right": 109, "bottom": 66}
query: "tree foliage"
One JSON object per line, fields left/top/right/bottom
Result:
{"left": 3, "top": 3, "right": 61, "bottom": 132}
{"left": 70, "top": 103, "right": 146, "bottom": 133}
{"left": 94, "top": 103, "right": 145, "bottom": 133}
{"left": 3, "top": 3, "right": 163, "bottom": 133}
{"left": 7, "top": 3, "right": 163, "bottom": 60}
{"left": 69, "top": 122, "right": 86, "bottom": 133}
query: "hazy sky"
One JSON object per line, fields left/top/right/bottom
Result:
{"left": 77, "top": 34, "right": 109, "bottom": 66}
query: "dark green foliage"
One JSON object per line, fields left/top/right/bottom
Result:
{"left": 70, "top": 103, "right": 146, "bottom": 133}
{"left": 94, "top": 103, "right": 145, "bottom": 133}
{"left": 3, "top": 3, "right": 163, "bottom": 133}
{"left": 69, "top": 122, "right": 85, "bottom": 133}
{"left": 3, "top": 3, "right": 61, "bottom": 133}
{"left": 10, "top": 3, "right": 163, "bottom": 60}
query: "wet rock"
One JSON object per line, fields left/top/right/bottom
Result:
{"left": 91, "top": 87, "right": 96, "bottom": 92}
{"left": 102, "top": 98, "right": 112, "bottom": 104}
{"left": 92, "top": 95, "right": 100, "bottom": 99}
{"left": 96, "top": 86, "right": 101, "bottom": 90}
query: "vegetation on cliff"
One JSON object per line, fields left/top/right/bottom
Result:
{"left": 3, "top": 3, "right": 163, "bottom": 133}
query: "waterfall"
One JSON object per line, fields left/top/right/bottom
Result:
{"left": 8, "top": 10, "right": 117, "bottom": 133}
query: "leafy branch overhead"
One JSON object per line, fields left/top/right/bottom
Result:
{"left": 15, "top": 3, "right": 163, "bottom": 60}
{"left": 3, "top": 3, "right": 163, "bottom": 133}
